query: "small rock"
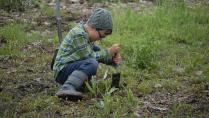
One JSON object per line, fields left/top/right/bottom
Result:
{"left": 154, "top": 83, "right": 162, "bottom": 88}
{"left": 44, "top": 21, "right": 50, "bottom": 26}
{"left": 31, "top": 21, "right": 37, "bottom": 25}
{"left": 195, "top": 71, "right": 203, "bottom": 76}
{"left": 23, "top": 19, "right": 27, "bottom": 23}
{"left": 7, "top": 69, "right": 17, "bottom": 74}
{"left": 173, "top": 67, "right": 185, "bottom": 74}
{"left": 134, "top": 111, "right": 142, "bottom": 118}
{"left": 35, "top": 78, "right": 41, "bottom": 82}
{"left": 147, "top": 104, "right": 168, "bottom": 112}
{"left": 63, "top": 5, "right": 67, "bottom": 10}
{"left": 48, "top": 2, "right": 55, "bottom": 6}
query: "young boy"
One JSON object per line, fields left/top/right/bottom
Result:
{"left": 53, "top": 8, "right": 121, "bottom": 100}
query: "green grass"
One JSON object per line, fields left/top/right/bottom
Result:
{"left": 0, "top": 0, "right": 209, "bottom": 117}
{"left": 167, "top": 103, "right": 195, "bottom": 118}
{"left": 0, "top": 22, "right": 44, "bottom": 56}
{"left": 40, "top": 4, "right": 54, "bottom": 17}
{"left": 0, "top": 0, "right": 37, "bottom": 11}
{"left": 107, "top": 3, "right": 209, "bottom": 72}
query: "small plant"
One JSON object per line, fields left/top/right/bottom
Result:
{"left": 103, "top": 95, "right": 112, "bottom": 114}
{"left": 85, "top": 78, "right": 98, "bottom": 97}
{"left": 155, "top": 0, "right": 186, "bottom": 9}
{"left": 0, "top": 22, "right": 43, "bottom": 55}
{"left": 137, "top": 80, "right": 153, "bottom": 94}
{"left": 113, "top": 110, "right": 120, "bottom": 118}
{"left": 167, "top": 103, "right": 195, "bottom": 117}
{"left": 127, "top": 89, "right": 136, "bottom": 106}
{"left": 0, "top": 23, "right": 28, "bottom": 55}
{"left": 40, "top": 4, "right": 54, "bottom": 17}
{"left": 87, "top": 0, "right": 107, "bottom": 5}
{"left": 96, "top": 95, "right": 113, "bottom": 115}
{"left": 0, "top": 0, "right": 39, "bottom": 11}
{"left": 131, "top": 44, "right": 155, "bottom": 69}
{"left": 105, "top": 87, "right": 118, "bottom": 96}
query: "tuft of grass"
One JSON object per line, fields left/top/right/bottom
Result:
{"left": 0, "top": 92, "right": 12, "bottom": 102}
{"left": 94, "top": 94, "right": 113, "bottom": 117}
{"left": 40, "top": 5, "right": 54, "bottom": 17}
{"left": 85, "top": 78, "right": 98, "bottom": 97}
{"left": 0, "top": 22, "right": 43, "bottom": 56}
{"left": 126, "top": 89, "right": 137, "bottom": 106}
{"left": 90, "top": 94, "right": 139, "bottom": 118}
{"left": 87, "top": 0, "right": 109, "bottom": 5}
{"left": 0, "top": 0, "right": 39, "bottom": 11}
{"left": 167, "top": 103, "right": 195, "bottom": 118}
{"left": 105, "top": 1, "right": 209, "bottom": 72}
{"left": 137, "top": 80, "right": 153, "bottom": 94}
{"left": 102, "top": 95, "right": 112, "bottom": 115}
{"left": 137, "top": 78, "right": 182, "bottom": 94}
{"left": 16, "top": 95, "right": 60, "bottom": 116}
{"left": 0, "top": 22, "right": 28, "bottom": 55}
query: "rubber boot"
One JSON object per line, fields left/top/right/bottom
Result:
{"left": 56, "top": 70, "right": 88, "bottom": 101}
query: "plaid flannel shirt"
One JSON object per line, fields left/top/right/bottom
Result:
{"left": 53, "top": 23, "right": 112, "bottom": 78}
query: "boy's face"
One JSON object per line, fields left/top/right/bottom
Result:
{"left": 89, "top": 28, "right": 112, "bottom": 41}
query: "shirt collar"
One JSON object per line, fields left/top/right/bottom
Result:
{"left": 80, "top": 23, "right": 93, "bottom": 44}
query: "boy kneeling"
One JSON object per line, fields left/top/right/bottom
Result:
{"left": 53, "top": 8, "right": 121, "bottom": 100}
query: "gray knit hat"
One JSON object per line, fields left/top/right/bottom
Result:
{"left": 87, "top": 8, "right": 113, "bottom": 30}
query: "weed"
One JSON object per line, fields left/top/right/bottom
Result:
{"left": 40, "top": 4, "right": 54, "bottom": 17}
{"left": 95, "top": 94, "right": 113, "bottom": 117}
{"left": 0, "top": 92, "right": 13, "bottom": 102}
{"left": 102, "top": 95, "right": 112, "bottom": 114}
{"left": 127, "top": 89, "right": 137, "bottom": 106}
{"left": 167, "top": 103, "right": 195, "bottom": 118}
{"left": 0, "top": 22, "right": 43, "bottom": 56}
{"left": 87, "top": 0, "right": 110, "bottom": 5}
{"left": 85, "top": 78, "right": 98, "bottom": 97}
{"left": 137, "top": 80, "right": 153, "bottom": 94}
{"left": 0, "top": 0, "right": 39, "bottom": 11}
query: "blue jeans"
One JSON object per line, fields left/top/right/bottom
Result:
{"left": 55, "top": 45, "right": 100, "bottom": 85}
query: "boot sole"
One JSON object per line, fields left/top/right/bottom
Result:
{"left": 56, "top": 90, "right": 84, "bottom": 101}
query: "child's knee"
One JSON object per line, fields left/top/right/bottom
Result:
{"left": 88, "top": 58, "right": 99, "bottom": 72}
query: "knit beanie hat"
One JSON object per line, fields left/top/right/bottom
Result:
{"left": 87, "top": 8, "right": 113, "bottom": 30}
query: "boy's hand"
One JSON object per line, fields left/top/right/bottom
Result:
{"left": 113, "top": 53, "right": 122, "bottom": 65}
{"left": 108, "top": 43, "right": 121, "bottom": 56}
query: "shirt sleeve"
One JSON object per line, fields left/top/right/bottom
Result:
{"left": 91, "top": 47, "right": 115, "bottom": 65}
{"left": 64, "top": 33, "right": 115, "bottom": 65}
